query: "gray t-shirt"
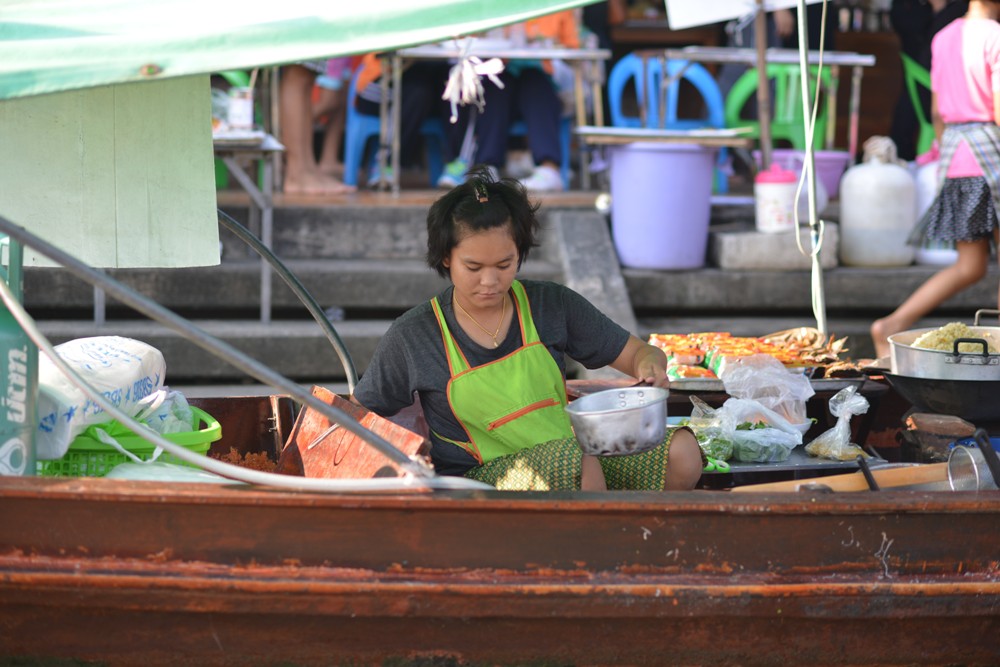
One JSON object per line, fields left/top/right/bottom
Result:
{"left": 353, "top": 280, "right": 630, "bottom": 475}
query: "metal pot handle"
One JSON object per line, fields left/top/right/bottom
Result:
{"left": 973, "top": 428, "right": 1000, "bottom": 490}
{"left": 973, "top": 309, "right": 1000, "bottom": 326}
{"left": 950, "top": 338, "right": 990, "bottom": 358}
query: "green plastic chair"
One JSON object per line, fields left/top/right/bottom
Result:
{"left": 900, "top": 52, "right": 935, "bottom": 156}
{"left": 724, "top": 63, "right": 832, "bottom": 151}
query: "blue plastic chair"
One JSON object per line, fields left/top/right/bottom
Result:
{"left": 608, "top": 52, "right": 655, "bottom": 128}
{"left": 607, "top": 53, "right": 729, "bottom": 193}
{"left": 342, "top": 66, "right": 445, "bottom": 187}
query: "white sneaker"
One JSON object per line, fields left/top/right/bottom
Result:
{"left": 520, "top": 165, "right": 564, "bottom": 192}
{"left": 505, "top": 150, "right": 535, "bottom": 179}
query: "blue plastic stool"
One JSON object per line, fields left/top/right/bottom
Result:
{"left": 342, "top": 67, "right": 445, "bottom": 187}
{"left": 607, "top": 53, "right": 728, "bottom": 193}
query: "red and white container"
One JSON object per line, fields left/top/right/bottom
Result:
{"left": 754, "top": 163, "right": 798, "bottom": 233}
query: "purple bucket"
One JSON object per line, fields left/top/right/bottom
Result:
{"left": 754, "top": 149, "right": 851, "bottom": 199}
{"left": 609, "top": 143, "right": 716, "bottom": 270}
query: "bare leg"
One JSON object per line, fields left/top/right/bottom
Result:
{"left": 315, "top": 86, "right": 346, "bottom": 178}
{"left": 995, "top": 227, "right": 1000, "bottom": 317}
{"left": 280, "top": 65, "right": 355, "bottom": 195}
{"left": 581, "top": 454, "right": 608, "bottom": 491}
{"left": 870, "top": 240, "right": 991, "bottom": 358}
{"left": 663, "top": 429, "right": 703, "bottom": 491}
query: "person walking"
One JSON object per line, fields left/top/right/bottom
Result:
{"left": 871, "top": 0, "right": 1000, "bottom": 358}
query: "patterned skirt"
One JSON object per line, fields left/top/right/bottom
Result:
{"left": 909, "top": 176, "right": 999, "bottom": 245}
{"left": 464, "top": 427, "right": 698, "bottom": 491}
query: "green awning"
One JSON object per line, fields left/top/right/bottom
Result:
{"left": 0, "top": 0, "right": 600, "bottom": 100}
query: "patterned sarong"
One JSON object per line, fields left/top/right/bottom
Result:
{"left": 464, "top": 427, "right": 697, "bottom": 491}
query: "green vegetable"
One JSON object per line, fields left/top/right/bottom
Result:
{"left": 735, "top": 420, "right": 769, "bottom": 431}
{"left": 693, "top": 426, "right": 733, "bottom": 461}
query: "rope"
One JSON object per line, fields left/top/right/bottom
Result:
{"left": 441, "top": 39, "right": 505, "bottom": 123}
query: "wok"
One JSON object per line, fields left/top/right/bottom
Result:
{"left": 881, "top": 371, "right": 1000, "bottom": 423}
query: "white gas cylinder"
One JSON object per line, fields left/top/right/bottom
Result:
{"left": 839, "top": 137, "right": 916, "bottom": 266}
{"left": 912, "top": 159, "right": 958, "bottom": 265}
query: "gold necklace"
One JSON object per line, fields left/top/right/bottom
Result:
{"left": 454, "top": 294, "right": 506, "bottom": 348}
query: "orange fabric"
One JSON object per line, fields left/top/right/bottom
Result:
{"left": 355, "top": 53, "right": 383, "bottom": 94}
{"left": 519, "top": 11, "right": 579, "bottom": 75}
{"left": 354, "top": 12, "right": 580, "bottom": 91}
{"left": 522, "top": 11, "right": 580, "bottom": 50}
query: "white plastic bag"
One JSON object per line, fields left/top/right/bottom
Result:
{"left": 805, "top": 385, "right": 870, "bottom": 461}
{"left": 35, "top": 336, "right": 166, "bottom": 460}
{"left": 723, "top": 398, "right": 804, "bottom": 462}
{"left": 720, "top": 354, "right": 815, "bottom": 426}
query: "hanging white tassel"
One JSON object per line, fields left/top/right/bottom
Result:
{"left": 441, "top": 41, "right": 506, "bottom": 123}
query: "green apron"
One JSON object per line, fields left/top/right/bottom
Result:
{"left": 430, "top": 280, "right": 574, "bottom": 465}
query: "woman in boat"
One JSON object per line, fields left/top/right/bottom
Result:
{"left": 352, "top": 167, "right": 704, "bottom": 491}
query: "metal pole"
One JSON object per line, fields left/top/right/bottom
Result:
{"left": 754, "top": 0, "right": 773, "bottom": 170}
{"left": 796, "top": 0, "right": 827, "bottom": 335}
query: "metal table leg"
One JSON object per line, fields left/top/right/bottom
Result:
{"left": 848, "top": 65, "right": 864, "bottom": 162}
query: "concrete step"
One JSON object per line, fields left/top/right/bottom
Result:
{"left": 35, "top": 319, "right": 388, "bottom": 384}
{"left": 623, "top": 265, "right": 999, "bottom": 313}
{"left": 25, "top": 258, "right": 562, "bottom": 314}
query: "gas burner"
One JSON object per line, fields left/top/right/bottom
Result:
{"left": 899, "top": 411, "right": 976, "bottom": 463}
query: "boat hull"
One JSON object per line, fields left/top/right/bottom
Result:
{"left": 2, "top": 476, "right": 998, "bottom": 666}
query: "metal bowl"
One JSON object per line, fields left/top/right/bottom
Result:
{"left": 565, "top": 386, "right": 668, "bottom": 457}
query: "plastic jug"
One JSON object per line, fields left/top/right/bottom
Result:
{"left": 754, "top": 163, "right": 797, "bottom": 233}
{"left": 839, "top": 137, "right": 916, "bottom": 266}
{"left": 912, "top": 159, "right": 957, "bottom": 265}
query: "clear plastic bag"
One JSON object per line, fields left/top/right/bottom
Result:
{"left": 687, "top": 395, "right": 804, "bottom": 463}
{"left": 805, "top": 385, "right": 870, "bottom": 461}
{"left": 723, "top": 398, "right": 803, "bottom": 462}
{"left": 720, "top": 354, "right": 815, "bottom": 427}
{"left": 687, "top": 397, "right": 732, "bottom": 461}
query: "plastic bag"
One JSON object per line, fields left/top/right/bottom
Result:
{"left": 723, "top": 398, "right": 804, "bottom": 462}
{"left": 86, "top": 389, "right": 194, "bottom": 465}
{"left": 687, "top": 395, "right": 803, "bottom": 463}
{"left": 805, "top": 385, "right": 870, "bottom": 461}
{"left": 720, "top": 354, "right": 814, "bottom": 427}
{"left": 687, "top": 397, "right": 733, "bottom": 461}
{"left": 133, "top": 389, "right": 194, "bottom": 435}
{"left": 36, "top": 336, "right": 166, "bottom": 460}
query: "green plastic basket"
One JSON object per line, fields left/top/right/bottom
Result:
{"left": 37, "top": 407, "right": 222, "bottom": 477}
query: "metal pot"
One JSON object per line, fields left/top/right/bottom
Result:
{"left": 565, "top": 386, "right": 668, "bottom": 457}
{"left": 889, "top": 310, "right": 1000, "bottom": 381}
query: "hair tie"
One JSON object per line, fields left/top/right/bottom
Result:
{"left": 475, "top": 181, "right": 489, "bottom": 204}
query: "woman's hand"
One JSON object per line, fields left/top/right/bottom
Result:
{"left": 611, "top": 336, "right": 670, "bottom": 388}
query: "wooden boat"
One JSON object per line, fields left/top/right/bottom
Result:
{"left": 2, "top": 389, "right": 1000, "bottom": 667}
